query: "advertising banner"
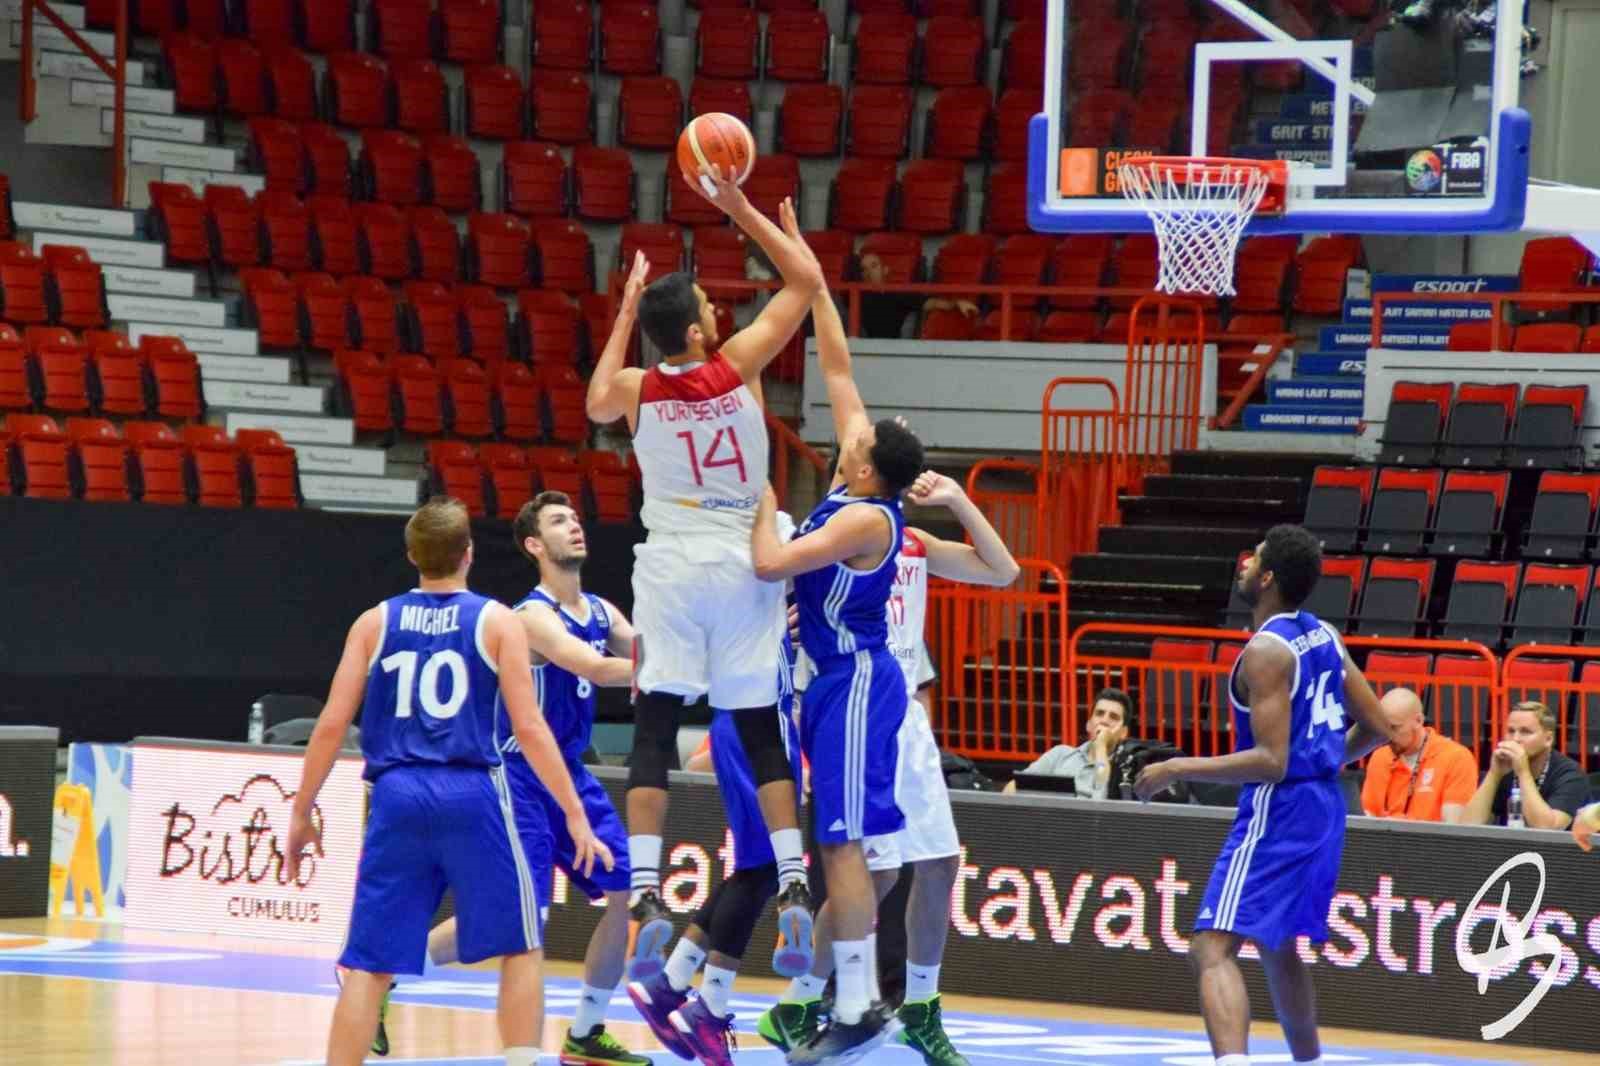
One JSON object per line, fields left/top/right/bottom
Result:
{"left": 124, "top": 739, "right": 365, "bottom": 945}
{"left": 0, "top": 727, "right": 60, "bottom": 918}
{"left": 537, "top": 769, "right": 1600, "bottom": 1053}
{"left": 62, "top": 742, "right": 135, "bottom": 918}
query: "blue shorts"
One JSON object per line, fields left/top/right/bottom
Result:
{"left": 506, "top": 752, "right": 631, "bottom": 899}
{"left": 340, "top": 764, "right": 549, "bottom": 975}
{"left": 1196, "top": 777, "right": 1345, "bottom": 951}
{"left": 709, "top": 706, "right": 804, "bottom": 870}
{"left": 801, "top": 649, "right": 906, "bottom": 845}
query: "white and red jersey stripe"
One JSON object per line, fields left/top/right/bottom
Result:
{"left": 887, "top": 528, "right": 927, "bottom": 698}
{"left": 633, "top": 353, "right": 768, "bottom": 539}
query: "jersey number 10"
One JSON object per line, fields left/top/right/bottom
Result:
{"left": 383, "top": 649, "right": 469, "bottom": 719}
{"left": 1305, "top": 669, "right": 1346, "bottom": 737}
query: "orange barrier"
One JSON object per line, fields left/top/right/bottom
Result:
{"left": 964, "top": 458, "right": 1043, "bottom": 568}
{"left": 1502, "top": 644, "right": 1600, "bottom": 771}
{"left": 1066, "top": 623, "right": 1502, "bottom": 763}
{"left": 1212, "top": 332, "right": 1296, "bottom": 429}
{"left": 926, "top": 559, "right": 1069, "bottom": 762}
{"left": 1039, "top": 376, "right": 1124, "bottom": 563}
{"left": 1124, "top": 296, "right": 1205, "bottom": 491}
{"left": 20, "top": 1, "right": 128, "bottom": 207}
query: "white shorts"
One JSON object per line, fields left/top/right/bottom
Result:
{"left": 864, "top": 699, "right": 960, "bottom": 872}
{"left": 632, "top": 534, "right": 785, "bottom": 709}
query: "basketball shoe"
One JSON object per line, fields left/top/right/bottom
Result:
{"left": 786, "top": 1001, "right": 900, "bottom": 1066}
{"left": 626, "top": 887, "right": 673, "bottom": 981}
{"left": 559, "top": 1025, "right": 652, "bottom": 1066}
{"left": 771, "top": 880, "right": 815, "bottom": 977}
{"left": 755, "top": 998, "right": 823, "bottom": 1053}
{"left": 897, "top": 995, "right": 970, "bottom": 1066}
{"left": 668, "top": 997, "right": 737, "bottom": 1066}
{"left": 625, "top": 971, "right": 693, "bottom": 1059}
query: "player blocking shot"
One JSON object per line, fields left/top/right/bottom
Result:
{"left": 586, "top": 172, "right": 826, "bottom": 980}
{"left": 423, "top": 491, "right": 648, "bottom": 1066}
{"left": 1133, "top": 525, "right": 1395, "bottom": 1066}
{"left": 286, "top": 497, "right": 613, "bottom": 1066}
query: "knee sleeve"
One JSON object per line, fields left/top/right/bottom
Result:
{"left": 627, "top": 691, "right": 683, "bottom": 790}
{"left": 706, "top": 864, "right": 780, "bottom": 960}
{"left": 730, "top": 706, "right": 793, "bottom": 787}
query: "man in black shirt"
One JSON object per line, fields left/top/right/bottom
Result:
{"left": 1462, "top": 701, "right": 1590, "bottom": 829}
{"left": 857, "top": 253, "right": 974, "bottom": 339}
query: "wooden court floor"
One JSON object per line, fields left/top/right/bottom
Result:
{"left": 1, "top": 916, "right": 1584, "bottom": 1066}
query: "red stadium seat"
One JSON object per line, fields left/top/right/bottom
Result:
{"left": 249, "top": 117, "right": 307, "bottom": 194}
{"left": 1004, "top": 19, "right": 1047, "bottom": 90}
{"left": 1068, "top": 89, "right": 1132, "bottom": 147}
{"left": 122, "top": 420, "right": 187, "bottom": 504}
{"left": 923, "top": 17, "right": 985, "bottom": 88}
{"left": 66, "top": 417, "right": 129, "bottom": 502}
{"left": 236, "top": 428, "right": 300, "bottom": 508}
{"left": 465, "top": 64, "right": 527, "bottom": 141}
{"left": 468, "top": 213, "right": 534, "bottom": 289}
{"left": 392, "top": 353, "right": 446, "bottom": 436}
{"left": 1233, "top": 239, "right": 1292, "bottom": 312}
{"left": 1108, "top": 234, "right": 1158, "bottom": 308}
{"left": 580, "top": 449, "right": 633, "bottom": 522}
{"left": 140, "top": 336, "right": 203, "bottom": 419}
{"left": 343, "top": 276, "right": 403, "bottom": 353}
{"left": 743, "top": 153, "right": 801, "bottom": 223}
{"left": 205, "top": 185, "right": 264, "bottom": 270}
{"left": 618, "top": 76, "right": 684, "bottom": 150}
{"left": 697, "top": 7, "right": 759, "bottom": 80}
{"left": 356, "top": 201, "right": 414, "bottom": 281}
{"left": 517, "top": 289, "right": 581, "bottom": 366}
{"left": 926, "top": 87, "right": 992, "bottom": 162}
{"left": 410, "top": 205, "right": 463, "bottom": 283}
{"left": 600, "top": 3, "right": 661, "bottom": 76}
{"left": 146, "top": 183, "right": 210, "bottom": 268}
{"left": 993, "top": 234, "right": 1053, "bottom": 290}
{"left": 183, "top": 425, "right": 244, "bottom": 508}
{"left": 859, "top": 232, "right": 924, "bottom": 284}
{"left": 303, "top": 122, "right": 355, "bottom": 197}
{"left": 500, "top": 141, "right": 568, "bottom": 220}
{"left": 1048, "top": 235, "right": 1112, "bottom": 308}
{"left": 853, "top": 14, "right": 915, "bottom": 86}
{"left": 309, "top": 194, "right": 362, "bottom": 276}
{"left": 296, "top": 272, "right": 355, "bottom": 351}
{"left": 240, "top": 267, "right": 303, "bottom": 349}
{"left": 261, "top": 44, "right": 319, "bottom": 120}
{"left": 114, "top": 0, "right": 180, "bottom": 35}
{"left": 803, "top": 229, "right": 854, "bottom": 288}
{"left": 1292, "top": 236, "right": 1362, "bottom": 315}
{"left": 530, "top": 70, "right": 595, "bottom": 145}
{"left": 8, "top": 413, "right": 68, "bottom": 498}
{"left": 897, "top": 160, "right": 965, "bottom": 234}
{"left": 300, "top": 0, "right": 356, "bottom": 54}
{"left": 41, "top": 245, "right": 106, "bottom": 330}
{"left": 620, "top": 224, "right": 686, "bottom": 284}
{"left": 532, "top": 0, "right": 594, "bottom": 71}
{"left": 481, "top": 443, "right": 534, "bottom": 517}
{"left": 393, "top": 59, "right": 450, "bottom": 135}
{"left": 533, "top": 221, "right": 595, "bottom": 295}
{"left": 437, "top": 358, "right": 493, "bottom": 439}
{"left": 919, "top": 308, "right": 976, "bottom": 341}
{"left": 535, "top": 447, "right": 585, "bottom": 501}
{"left": 163, "top": 32, "right": 219, "bottom": 113}
{"left": 994, "top": 89, "right": 1039, "bottom": 164}
{"left": 1514, "top": 321, "right": 1583, "bottom": 354}
{"left": 335, "top": 349, "right": 394, "bottom": 431}
{"left": 441, "top": 0, "right": 503, "bottom": 65}
{"left": 87, "top": 333, "right": 147, "bottom": 417}
{"left": 693, "top": 225, "right": 752, "bottom": 303}
{"left": 325, "top": 52, "right": 392, "bottom": 129}
{"left": 539, "top": 365, "right": 587, "bottom": 443}
{"left": 371, "top": 0, "right": 437, "bottom": 61}
{"left": 846, "top": 85, "right": 914, "bottom": 159}
{"left": 218, "top": 40, "right": 270, "bottom": 117}
{"left": 665, "top": 154, "right": 726, "bottom": 227}
{"left": 779, "top": 84, "right": 843, "bottom": 157}
{"left": 236, "top": 0, "right": 297, "bottom": 47}
{"left": 494, "top": 361, "right": 543, "bottom": 441}
{"left": 27, "top": 327, "right": 91, "bottom": 415}
{"left": 403, "top": 280, "right": 465, "bottom": 359}
{"left": 0, "top": 323, "right": 30, "bottom": 412}
{"left": 932, "top": 234, "right": 995, "bottom": 290}
{"left": 457, "top": 285, "right": 512, "bottom": 363}
{"left": 360, "top": 129, "right": 427, "bottom": 207}
{"left": 688, "top": 77, "right": 754, "bottom": 126}
{"left": 765, "top": 11, "right": 831, "bottom": 83}
{"left": 423, "top": 134, "right": 483, "bottom": 214}
{"left": 830, "top": 158, "right": 898, "bottom": 233}
{"left": 572, "top": 146, "right": 635, "bottom": 223}
{"left": 1067, "top": 18, "right": 1130, "bottom": 91}
{"left": 982, "top": 164, "right": 1030, "bottom": 236}
{"left": 1038, "top": 310, "right": 1100, "bottom": 342}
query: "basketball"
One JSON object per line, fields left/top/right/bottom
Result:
{"left": 676, "top": 113, "right": 756, "bottom": 196}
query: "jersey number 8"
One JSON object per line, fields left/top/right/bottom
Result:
{"left": 383, "top": 649, "right": 469, "bottom": 719}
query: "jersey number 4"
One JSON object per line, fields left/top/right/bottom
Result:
{"left": 383, "top": 649, "right": 468, "bottom": 719}
{"left": 676, "top": 426, "right": 747, "bottom": 486}
{"left": 1305, "top": 669, "right": 1346, "bottom": 736}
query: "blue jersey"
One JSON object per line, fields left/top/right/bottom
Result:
{"left": 1229, "top": 610, "right": 1350, "bottom": 782}
{"left": 794, "top": 488, "right": 906, "bottom": 664}
{"left": 500, "top": 588, "right": 612, "bottom": 763}
{"left": 359, "top": 590, "right": 505, "bottom": 781}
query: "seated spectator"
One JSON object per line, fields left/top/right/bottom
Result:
{"left": 858, "top": 253, "right": 975, "bottom": 339}
{"left": 1462, "top": 700, "right": 1590, "bottom": 829}
{"left": 1360, "top": 687, "right": 1477, "bottom": 822}
{"left": 1005, "top": 687, "right": 1133, "bottom": 800}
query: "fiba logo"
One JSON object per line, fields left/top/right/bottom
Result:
{"left": 1406, "top": 150, "right": 1444, "bottom": 193}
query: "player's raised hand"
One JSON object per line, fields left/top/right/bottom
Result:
{"left": 567, "top": 810, "right": 615, "bottom": 878}
{"left": 684, "top": 160, "right": 750, "bottom": 215}
{"left": 286, "top": 807, "right": 323, "bottom": 882}
{"left": 907, "top": 470, "right": 963, "bottom": 508}
{"left": 620, "top": 250, "right": 650, "bottom": 314}
{"left": 777, "top": 198, "right": 823, "bottom": 277}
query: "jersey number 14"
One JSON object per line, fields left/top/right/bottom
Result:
{"left": 1305, "top": 669, "right": 1345, "bottom": 736}
{"left": 676, "top": 426, "right": 748, "bottom": 486}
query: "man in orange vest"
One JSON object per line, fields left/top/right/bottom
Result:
{"left": 1359, "top": 688, "right": 1477, "bottom": 823}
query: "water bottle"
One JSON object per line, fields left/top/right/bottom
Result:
{"left": 1507, "top": 785, "right": 1524, "bottom": 828}
{"left": 248, "top": 702, "right": 265, "bottom": 745}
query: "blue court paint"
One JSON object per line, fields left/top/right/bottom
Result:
{"left": 0, "top": 936, "right": 1531, "bottom": 1065}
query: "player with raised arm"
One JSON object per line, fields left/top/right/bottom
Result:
{"left": 286, "top": 497, "right": 613, "bottom": 1066}
{"left": 756, "top": 291, "right": 1020, "bottom": 1066}
{"left": 750, "top": 281, "right": 927, "bottom": 1062}
{"left": 587, "top": 180, "right": 825, "bottom": 982}
{"left": 423, "top": 490, "right": 648, "bottom": 1066}
{"left": 1132, "top": 524, "right": 1395, "bottom": 1066}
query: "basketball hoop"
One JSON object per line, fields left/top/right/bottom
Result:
{"left": 1116, "top": 157, "right": 1291, "bottom": 298}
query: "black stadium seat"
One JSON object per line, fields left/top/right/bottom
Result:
{"left": 1509, "top": 384, "right": 1586, "bottom": 471}
{"left": 1509, "top": 563, "right": 1591, "bottom": 648}
{"left": 1428, "top": 470, "right": 1507, "bottom": 558}
{"left": 1438, "top": 560, "right": 1518, "bottom": 646}
{"left": 1524, "top": 472, "right": 1600, "bottom": 561}
{"left": 1303, "top": 555, "right": 1363, "bottom": 630}
{"left": 1303, "top": 466, "right": 1372, "bottom": 553}
{"left": 1366, "top": 467, "right": 1439, "bottom": 556}
{"left": 1438, "top": 382, "right": 1516, "bottom": 468}
{"left": 1376, "top": 380, "right": 1452, "bottom": 467}
{"left": 1355, "top": 557, "right": 1434, "bottom": 639}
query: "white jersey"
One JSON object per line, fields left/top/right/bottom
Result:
{"left": 633, "top": 353, "right": 769, "bottom": 540}
{"left": 887, "top": 528, "right": 928, "bottom": 698}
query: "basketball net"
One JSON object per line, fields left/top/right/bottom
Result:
{"left": 1117, "top": 157, "right": 1275, "bottom": 298}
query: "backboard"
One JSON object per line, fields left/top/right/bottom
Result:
{"left": 1027, "top": 0, "right": 1532, "bottom": 235}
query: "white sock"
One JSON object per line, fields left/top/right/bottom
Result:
{"left": 700, "top": 964, "right": 737, "bottom": 1017}
{"left": 833, "top": 939, "right": 870, "bottom": 1025}
{"left": 905, "top": 962, "right": 940, "bottom": 1002}
{"left": 571, "top": 983, "right": 613, "bottom": 1039}
{"left": 1215, "top": 1056, "right": 1249, "bottom": 1066}
{"left": 629, "top": 835, "right": 663, "bottom": 900}
{"left": 783, "top": 972, "right": 828, "bottom": 1003}
{"left": 865, "top": 932, "right": 880, "bottom": 1000}
{"left": 505, "top": 1047, "right": 538, "bottom": 1066}
{"left": 663, "top": 938, "right": 706, "bottom": 992}
{"left": 771, "top": 827, "right": 806, "bottom": 887}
